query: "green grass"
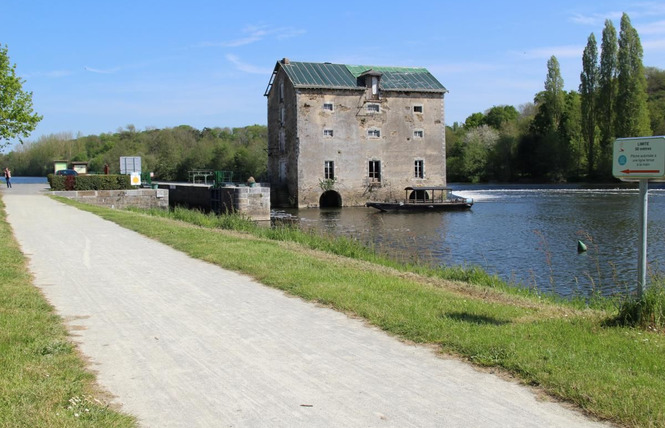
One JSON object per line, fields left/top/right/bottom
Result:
{"left": 53, "top": 201, "right": 665, "bottom": 426}
{"left": 0, "top": 197, "right": 136, "bottom": 427}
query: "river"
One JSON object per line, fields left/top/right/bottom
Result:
{"left": 286, "top": 183, "right": 665, "bottom": 298}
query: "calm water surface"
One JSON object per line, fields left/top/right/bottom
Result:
{"left": 288, "top": 184, "right": 665, "bottom": 297}
{"left": 12, "top": 176, "right": 49, "bottom": 184}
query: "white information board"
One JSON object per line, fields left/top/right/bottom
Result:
{"left": 120, "top": 156, "right": 142, "bottom": 175}
{"left": 613, "top": 136, "right": 665, "bottom": 180}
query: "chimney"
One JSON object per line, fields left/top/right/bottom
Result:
{"left": 282, "top": 57, "right": 290, "bottom": 64}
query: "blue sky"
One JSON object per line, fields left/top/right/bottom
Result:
{"left": 3, "top": 0, "right": 665, "bottom": 148}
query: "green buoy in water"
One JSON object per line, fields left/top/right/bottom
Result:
{"left": 577, "top": 240, "right": 587, "bottom": 253}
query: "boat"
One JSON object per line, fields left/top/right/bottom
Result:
{"left": 365, "top": 186, "right": 473, "bottom": 212}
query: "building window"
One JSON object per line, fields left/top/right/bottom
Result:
{"left": 369, "top": 160, "right": 381, "bottom": 183}
{"left": 414, "top": 160, "right": 424, "bottom": 178}
{"left": 413, "top": 129, "right": 424, "bottom": 139}
{"left": 279, "top": 129, "right": 285, "bottom": 153}
{"left": 323, "top": 102, "right": 334, "bottom": 111}
{"left": 413, "top": 105, "right": 423, "bottom": 113}
{"left": 279, "top": 82, "right": 284, "bottom": 102}
{"left": 324, "top": 161, "right": 335, "bottom": 180}
{"left": 280, "top": 107, "right": 285, "bottom": 126}
{"left": 323, "top": 129, "right": 334, "bottom": 138}
{"left": 367, "top": 128, "right": 381, "bottom": 138}
{"left": 366, "top": 103, "right": 380, "bottom": 113}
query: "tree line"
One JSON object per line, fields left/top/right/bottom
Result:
{"left": 447, "top": 13, "right": 665, "bottom": 182}
{"left": 1, "top": 125, "right": 268, "bottom": 182}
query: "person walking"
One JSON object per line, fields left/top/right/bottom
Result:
{"left": 4, "top": 167, "right": 11, "bottom": 188}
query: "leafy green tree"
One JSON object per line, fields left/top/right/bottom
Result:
{"left": 155, "top": 130, "right": 186, "bottom": 180}
{"left": 616, "top": 13, "right": 651, "bottom": 137}
{"left": 560, "top": 91, "right": 583, "bottom": 178}
{"left": 516, "top": 132, "right": 545, "bottom": 179}
{"left": 484, "top": 105, "right": 519, "bottom": 129}
{"left": 444, "top": 126, "right": 459, "bottom": 157}
{"left": 598, "top": 19, "right": 618, "bottom": 170}
{"left": 524, "top": 57, "right": 571, "bottom": 180}
{"left": 461, "top": 125, "right": 498, "bottom": 182}
{"left": 211, "top": 141, "right": 233, "bottom": 171}
{"left": 463, "top": 112, "right": 485, "bottom": 129}
{"left": 0, "top": 45, "right": 42, "bottom": 146}
{"left": 646, "top": 67, "right": 665, "bottom": 135}
{"left": 544, "top": 56, "right": 565, "bottom": 130}
{"left": 444, "top": 126, "right": 466, "bottom": 181}
{"left": 488, "top": 132, "right": 518, "bottom": 181}
{"left": 515, "top": 103, "right": 537, "bottom": 138}
{"left": 580, "top": 33, "right": 599, "bottom": 176}
{"left": 531, "top": 58, "right": 565, "bottom": 134}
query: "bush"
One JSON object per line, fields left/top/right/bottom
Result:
{"left": 48, "top": 174, "right": 133, "bottom": 191}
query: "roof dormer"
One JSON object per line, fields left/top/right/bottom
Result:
{"left": 359, "top": 69, "right": 382, "bottom": 100}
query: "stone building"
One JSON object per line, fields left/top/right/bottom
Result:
{"left": 265, "top": 58, "right": 448, "bottom": 208}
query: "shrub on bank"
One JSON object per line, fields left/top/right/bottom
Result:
{"left": 48, "top": 174, "right": 133, "bottom": 191}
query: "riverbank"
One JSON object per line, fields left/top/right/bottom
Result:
{"left": 4, "top": 186, "right": 609, "bottom": 427}
{"left": 59, "top": 201, "right": 663, "bottom": 427}
{"left": 290, "top": 184, "right": 665, "bottom": 298}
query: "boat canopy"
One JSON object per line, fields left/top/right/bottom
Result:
{"left": 404, "top": 186, "right": 451, "bottom": 191}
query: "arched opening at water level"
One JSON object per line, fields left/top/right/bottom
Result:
{"left": 319, "top": 190, "right": 342, "bottom": 208}
{"left": 408, "top": 189, "right": 430, "bottom": 202}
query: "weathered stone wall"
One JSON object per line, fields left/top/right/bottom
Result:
{"left": 267, "top": 67, "right": 446, "bottom": 208}
{"left": 165, "top": 183, "right": 271, "bottom": 222}
{"left": 231, "top": 186, "right": 271, "bottom": 221}
{"left": 51, "top": 189, "right": 169, "bottom": 210}
{"left": 267, "top": 66, "right": 301, "bottom": 207}
{"left": 296, "top": 90, "right": 445, "bottom": 207}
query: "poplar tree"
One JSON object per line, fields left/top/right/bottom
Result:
{"left": 526, "top": 56, "right": 568, "bottom": 179}
{"left": 544, "top": 56, "right": 565, "bottom": 129}
{"left": 597, "top": 20, "right": 617, "bottom": 169}
{"left": 616, "top": 13, "right": 651, "bottom": 137}
{"left": 0, "top": 44, "right": 42, "bottom": 146}
{"left": 580, "top": 33, "right": 598, "bottom": 176}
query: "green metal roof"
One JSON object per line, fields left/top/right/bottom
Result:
{"left": 282, "top": 62, "right": 357, "bottom": 89}
{"left": 276, "top": 61, "right": 446, "bottom": 93}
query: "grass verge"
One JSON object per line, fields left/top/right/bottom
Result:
{"left": 60, "top": 201, "right": 665, "bottom": 426}
{"left": 0, "top": 197, "right": 136, "bottom": 427}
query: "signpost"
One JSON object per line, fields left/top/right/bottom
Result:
{"left": 613, "top": 136, "right": 665, "bottom": 297}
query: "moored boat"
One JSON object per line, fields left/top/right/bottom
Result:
{"left": 365, "top": 186, "right": 473, "bottom": 212}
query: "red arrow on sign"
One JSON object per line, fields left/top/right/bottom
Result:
{"left": 621, "top": 169, "right": 662, "bottom": 174}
